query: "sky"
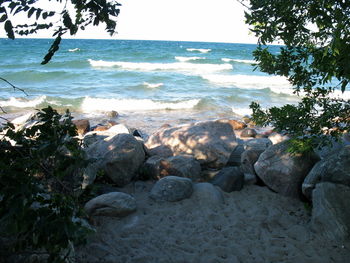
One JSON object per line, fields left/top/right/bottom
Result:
{"left": 2, "top": 0, "right": 258, "bottom": 44}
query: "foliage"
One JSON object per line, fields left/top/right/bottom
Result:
{"left": 0, "top": 0, "right": 121, "bottom": 64}
{"left": 0, "top": 106, "right": 93, "bottom": 262}
{"left": 244, "top": 0, "right": 350, "bottom": 152}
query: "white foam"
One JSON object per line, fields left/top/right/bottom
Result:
{"left": 202, "top": 74, "right": 292, "bottom": 91}
{"left": 142, "top": 82, "right": 163, "bottom": 88}
{"left": 186, "top": 48, "right": 211, "bottom": 53}
{"left": 175, "top": 56, "right": 206, "bottom": 62}
{"left": 81, "top": 97, "right": 200, "bottom": 112}
{"left": 221, "top": 58, "right": 258, "bottom": 64}
{"left": 68, "top": 48, "right": 80, "bottom": 52}
{"left": 231, "top": 107, "right": 253, "bottom": 117}
{"left": 88, "top": 59, "right": 232, "bottom": 73}
{"left": 0, "top": 96, "right": 46, "bottom": 108}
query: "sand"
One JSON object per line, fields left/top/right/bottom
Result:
{"left": 76, "top": 182, "right": 350, "bottom": 263}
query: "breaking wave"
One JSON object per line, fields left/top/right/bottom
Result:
{"left": 81, "top": 97, "right": 200, "bottom": 112}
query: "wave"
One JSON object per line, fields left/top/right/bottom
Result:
{"left": 202, "top": 74, "right": 293, "bottom": 92}
{"left": 142, "top": 82, "right": 163, "bottom": 88}
{"left": 0, "top": 96, "right": 46, "bottom": 108}
{"left": 88, "top": 59, "right": 232, "bottom": 73}
{"left": 186, "top": 48, "right": 211, "bottom": 53}
{"left": 68, "top": 48, "right": 80, "bottom": 52}
{"left": 175, "top": 56, "right": 206, "bottom": 62}
{"left": 81, "top": 97, "right": 200, "bottom": 112}
{"left": 221, "top": 58, "right": 258, "bottom": 64}
{"left": 231, "top": 107, "right": 252, "bottom": 117}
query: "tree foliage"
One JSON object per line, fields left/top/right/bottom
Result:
{"left": 0, "top": 107, "right": 93, "bottom": 262}
{"left": 0, "top": 0, "right": 121, "bottom": 64}
{"left": 244, "top": 0, "right": 350, "bottom": 152}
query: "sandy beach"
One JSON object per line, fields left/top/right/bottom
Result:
{"left": 77, "top": 182, "right": 350, "bottom": 263}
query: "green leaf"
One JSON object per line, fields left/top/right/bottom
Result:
{"left": 4, "top": 20, "right": 14, "bottom": 39}
{"left": 0, "top": 14, "right": 7, "bottom": 23}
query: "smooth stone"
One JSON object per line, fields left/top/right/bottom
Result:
{"left": 84, "top": 192, "right": 136, "bottom": 217}
{"left": 211, "top": 166, "right": 244, "bottom": 192}
{"left": 149, "top": 176, "right": 193, "bottom": 202}
{"left": 311, "top": 182, "right": 350, "bottom": 241}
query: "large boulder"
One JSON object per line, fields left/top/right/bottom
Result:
{"left": 141, "top": 155, "right": 201, "bottom": 181}
{"left": 83, "top": 124, "right": 130, "bottom": 147}
{"left": 241, "top": 149, "right": 264, "bottom": 178}
{"left": 149, "top": 176, "right": 193, "bottom": 202}
{"left": 84, "top": 192, "right": 136, "bottom": 217}
{"left": 191, "top": 183, "right": 225, "bottom": 208}
{"left": 244, "top": 138, "right": 272, "bottom": 151}
{"left": 311, "top": 182, "right": 350, "bottom": 241}
{"left": 210, "top": 166, "right": 244, "bottom": 192}
{"left": 85, "top": 133, "right": 145, "bottom": 186}
{"left": 145, "top": 120, "right": 238, "bottom": 168}
{"left": 302, "top": 146, "right": 350, "bottom": 200}
{"left": 254, "top": 141, "right": 319, "bottom": 198}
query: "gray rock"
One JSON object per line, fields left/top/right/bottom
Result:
{"left": 85, "top": 192, "right": 136, "bottom": 217}
{"left": 83, "top": 123, "right": 130, "bottom": 147}
{"left": 254, "top": 141, "right": 319, "bottom": 198}
{"left": 311, "top": 182, "right": 350, "bottom": 241}
{"left": 145, "top": 145, "right": 173, "bottom": 158}
{"left": 302, "top": 146, "right": 350, "bottom": 200}
{"left": 146, "top": 120, "right": 238, "bottom": 169}
{"left": 244, "top": 138, "right": 272, "bottom": 151}
{"left": 85, "top": 133, "right": 145, "bottom": 186}
{"left": 244, "top": 173, "right": 257, "bottom": 185}
{"left": 191, "top": 183, "right": 225, "bottom": 207}
{"left": 211, "top": 166, "right": 244, "bottom": 192}
{"left": 226, "top": 144, "right": 244, "bottom": 166}
{"left": 240, "top": 128, "right": 257, "bottom": 138}
{"left": 141, "top": 155, "right": 202, "bottom": 181}
{"left": 240, "top": 149, "right": 264, "bottom": 176}
{"left": 149, "top": 176, "right": 193, "bottom": 202}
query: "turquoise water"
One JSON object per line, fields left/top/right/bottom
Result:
{"left": 0, "top": 38, "right": 301, "bottom": 129}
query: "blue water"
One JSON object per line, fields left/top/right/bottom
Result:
{"left": 0, "top": 38, "right": 300, "bottom": 130}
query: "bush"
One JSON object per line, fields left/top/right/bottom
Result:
{"left": 0, "top": 107, "right": 94, "bottom": 263}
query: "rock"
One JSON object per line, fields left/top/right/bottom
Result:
{"left": 227, "top": 119, "right": 247, "bottom": 130}
{"left": 84, "top": 192, "right": 136, "bottom": 217}
{"left": 83, "top": 124, "right": 130, "bottom": 146}
{"left": 106, "top": 110, "right": 118, "bottom": 118}
{"left": 150, "top": 176, "right": 193, "bottom": 202}
{"left": 85, "top": 133, "right": 145, "bottom": 186}
{"left": 244, "top": 173, "right": 257, "bottom": 185}
{"left": 311, "top": 182, "right": 350, "bottom": 241}
{"left": 302, "top": 146, "right": 350, "bottom": 200}
{"left": 132, "top": 129, "right": 142, "bottom": 138}
{"left": 268, "top": 132, "right": 290, "bottom": 145}
{"left": 200, "top": 169, "right": 220, "bottom": 181}
{"left": 242, "top": 116, "right": 252, "bottom": 124}
{"left": 146, "top": 120, "right": 238, "bottom": 169}
{"left": 11, "top": 112, "right": 36, "bottom": 126}
{"left": 141, "top": 155, "right": 202, "bottom": 181}
{"left": 254, "top": 141, "right": 319, "bottom": 198}
{"left": 240, "top": 128, "right": 257, "bottom": 138}
{"left": 11, "top": 112, "right": 40, "bottom": 131}
{"left": 226, "top": 144, "right": 244, "bottom": 166}
{"left": 73, "top": 119, "right": 90, "bottom": 136}
{"left": 93, "top": 125, "right": 109, "bottom": 132}
{"left": 244, "top": 138, "right": 272, "bottom": 151}
{"left": 191, "top": 183, "right": 224, "bottom": 207}
{"left": 146, "top": 145, "right": 173, "bottom": 158}
{"left": 210, "top": 166, "right": 244, "bottom": 192}
{"left": 241, "top": 149, "right": 264, "bottom": 176}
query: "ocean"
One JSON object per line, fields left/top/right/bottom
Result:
{"left": 0, "top": 38, "right": 301, "bottom": 133}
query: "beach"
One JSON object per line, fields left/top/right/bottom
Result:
{"left": 76, "top": 181, "right": 350, "bottom": 263}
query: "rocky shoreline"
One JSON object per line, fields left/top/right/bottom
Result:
{"left": 10, "top": 112, "right": 350, "bottom": 262}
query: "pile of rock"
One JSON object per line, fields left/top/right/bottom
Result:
{"left": 13, "top": 113, "right": 349, "bottom": 242}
